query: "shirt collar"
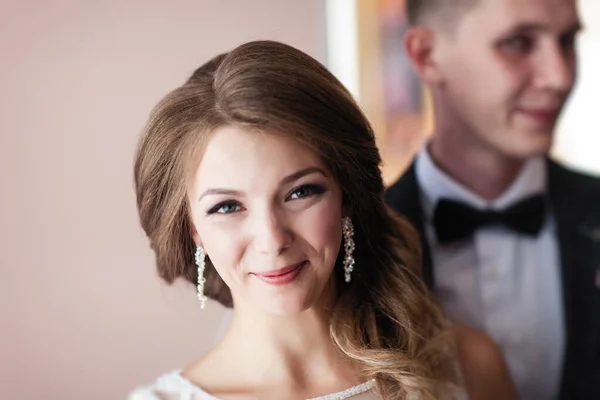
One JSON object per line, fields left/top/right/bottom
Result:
{"left": 415, "top": 144, "right": 547, "bottom": 221}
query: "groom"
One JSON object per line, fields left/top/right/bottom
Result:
{"left": 385, "top": 0, "right": 600, "bottom": 399}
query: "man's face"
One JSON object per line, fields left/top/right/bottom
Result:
{"left": 433, "top": 0, "right": 580, "bottom": 160}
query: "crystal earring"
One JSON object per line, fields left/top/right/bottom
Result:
{"left": 195, "top": 246, "right": 207, "bottom": 309}
{"left": 342, "top": 217, "right": 355, "bottom": 283}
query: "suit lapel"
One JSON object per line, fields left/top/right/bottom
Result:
{"left": 385, "top": 162, "right": 435, "bottom": 288}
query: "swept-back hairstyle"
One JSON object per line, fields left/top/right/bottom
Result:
{"left": 134, "top": 40, "right": 452, "bottom": 399}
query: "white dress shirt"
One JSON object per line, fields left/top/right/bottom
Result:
{"left": 415, "top": 148, "right": 565, "bottom": 400}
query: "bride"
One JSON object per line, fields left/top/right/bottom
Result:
{"left": 129, "top": 40, "right": 515, "bottom": 400}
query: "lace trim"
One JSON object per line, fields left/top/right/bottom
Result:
{"left": 159, "top": 370, "right": 376, "bottom": 400}
{"left": 307, "top": 379, "right": 376, "bottom": 400}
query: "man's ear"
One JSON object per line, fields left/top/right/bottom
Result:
{"left": 405, "top": 26, "right": 444, "bottom": 85}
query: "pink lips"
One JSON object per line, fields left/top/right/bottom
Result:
{"left": 251, "top": 261, "right": 306, "bottom": 286}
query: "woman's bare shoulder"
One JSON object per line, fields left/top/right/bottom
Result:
{"left": 128, "top": 369, "right": 210, "bottom": 400}
{"left": 453, "top": 324, "right": 517, "bottom": 400}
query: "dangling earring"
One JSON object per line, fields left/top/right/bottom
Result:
{"left": 342, "top": 217, "right": 355, "bottom": 283}
{"left": 195, "top": 246, "right": 207, "bottom": 309}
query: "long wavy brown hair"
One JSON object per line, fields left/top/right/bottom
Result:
{"left": 134, "top": 40, "right": 453, "bottom": 399}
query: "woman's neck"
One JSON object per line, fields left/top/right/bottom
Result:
{"left": 187, "top": 289, "right": 362, "bottom": 397}
{"left": 227, "top": 305, "right": 344, "bottom": 381}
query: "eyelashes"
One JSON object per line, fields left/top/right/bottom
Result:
{"left": 288, "top": 184, "right": 326, "bottom": 200}
{"left": 207, "top": 201, "right": 243, "bottom": 215}
{"left": 205, "top": 184, "right": 327, "bottom": 216}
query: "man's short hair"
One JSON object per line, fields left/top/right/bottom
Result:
{"left": 406, "top": 0, "right": 479, "bottom": 29}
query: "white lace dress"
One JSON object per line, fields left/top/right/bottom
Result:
{"left": 129, "top": 370, "right": 467, "bottom": 400}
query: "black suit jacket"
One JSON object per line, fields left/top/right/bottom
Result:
{"left": 384, "top": 159, "right": 600, "bottom": 399}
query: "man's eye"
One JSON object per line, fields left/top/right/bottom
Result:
{"left": 560, "top": 32, "right": 577, "bottom": 51}
{"left": 502, "top": 36, "right": 534, "bottom": 52}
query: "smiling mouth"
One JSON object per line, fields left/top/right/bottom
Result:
{"left": 251, "top": 261, "right": 307, "bottom": 285}
{"left": 518, "top": 108, "right": 561, "bottom": 125}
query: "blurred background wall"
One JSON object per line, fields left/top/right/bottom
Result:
{"left": 554, "top": 0, "right": 600, "bottom": 174}
{"left": 0, "top": 1, "right": 323, "bottom": 399}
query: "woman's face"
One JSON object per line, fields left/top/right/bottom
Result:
{"left": 188, "top": 126, "right": 344, "bottom": 315}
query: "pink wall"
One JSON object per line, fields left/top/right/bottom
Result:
{"left": 0, "top": 1, "right": 324, "bottom": 398}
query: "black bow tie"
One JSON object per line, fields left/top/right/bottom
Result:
{"left": 433, "top": 195, "right": 547, "bottom": 244}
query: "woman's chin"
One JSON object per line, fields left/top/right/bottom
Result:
{"left": 249, "top": 292, "right": 318, "bottom": 317}
{"left": 263, "top": 299, "right": 314, "bottom": 317}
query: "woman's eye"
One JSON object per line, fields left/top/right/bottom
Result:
{"left": 207, "top": 201, "right": 243, "bottom": 215}
{"left": 288, "top": 184, "right": 325, "bottom": 200}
